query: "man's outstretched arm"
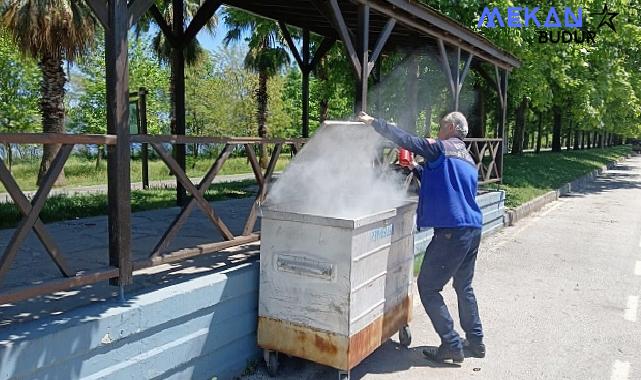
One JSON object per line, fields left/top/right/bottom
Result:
{"left": 358, "top": 112, "right": 442, "bottom": 162}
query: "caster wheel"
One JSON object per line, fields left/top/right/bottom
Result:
{"left": 265, "top": 350, "right": 279, "bottom": 377}
{"left": 399, "top": 325, "right": 412, "bottom": 348}
{"left": 338, "top": 370, "right": 350, "bottom": 380}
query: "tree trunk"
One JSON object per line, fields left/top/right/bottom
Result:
{"left": 95, "top": 145, "right": 103, "bottom": 170}
{"left": 573, "top": 129, "right": 580, "bottom": 150}
{"left": 552, "top": 108, "right": 562, "bottom": 152}
{"left": 536, "top": 112, "right": 543, "bottom": 153}
{"left": 566, "top": 121, "right": 572, "bottom": 150}
{"left": 4, "top": 143, "right": 12, "bottom": 172}
{"left": 37, "top": 53, "right": 67, "bottom": 186}
{"left": 424, "top": 104, "right": 433, "bottom": 138}
{"left": 581, "top": 131, "right": 585, "bottom": 149}
{"left": 511, "top": 97, "right": 528, "bottom": 155}
{"left": 257, "top": 69, "right": 269, "bottom": 169}
{"left": 320, "top": 99, "right": 329, "bottom": 123}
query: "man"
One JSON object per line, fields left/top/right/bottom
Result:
{"left": 358, "top": 111, "right": 485, "bottom": 364}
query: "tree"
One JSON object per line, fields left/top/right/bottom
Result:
{"left": 0, "top": 28, "right": 40, "bottom": 171}
{"left": 223, "top": 8, "right": 290, "bottom": 168}
{"left": 1, "top": 0, "right": 97, "bottom": 185}
{"left": 68, "top": 35, "right": 171, "bottom": 167}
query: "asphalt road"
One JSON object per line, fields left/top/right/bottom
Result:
{"left": 244, "top": 156, "right": 641, "bottom": 380}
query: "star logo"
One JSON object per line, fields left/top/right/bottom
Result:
{"left": 595, "top": 4, "right": 619, "bottom": 32}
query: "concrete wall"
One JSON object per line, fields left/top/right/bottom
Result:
{"left": 0, "top": 191, "right": 505, "bottom": 380}
{"left": 414, "top": 190, "right": 505, "bottom": 256}
{"left": 0, "top": 263, "right": 260, "bottom": 380}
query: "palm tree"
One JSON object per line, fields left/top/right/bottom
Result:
{"left": 1, "top": 1, "right": 97, "bottom": 186}
{"left": 137, "top": 1, "right": 216, "bottom": 134}
{"left": 223, "top": 9, "right": 290, "bottom": 168}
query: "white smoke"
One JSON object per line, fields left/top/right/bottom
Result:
{"left": 264, "top": 121, "right": 409, "bottom": 219}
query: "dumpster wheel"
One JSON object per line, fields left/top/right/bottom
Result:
{"left": 264, "top": 350, "right": 279, "bottom": 377}
{"left": 399, "top": 325, "right": 412, "bottom": 348}
{"left": 338, "top": 370, "right": 350, "bottom": 380}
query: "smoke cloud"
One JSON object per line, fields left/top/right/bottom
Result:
{"left": 264, "top": 121, "right": 408, "bottom": 219}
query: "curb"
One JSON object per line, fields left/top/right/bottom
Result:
{"left": 503, "top": 153, "right": 633, "bottom": 226}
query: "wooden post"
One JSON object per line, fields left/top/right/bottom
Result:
{"left": 497, "top": 69, "right": 508, "bottom": 181}
{"left": 105, "top": 0, "right": 132, "bottom": 287}
{"left": 356, "top": 4, "right": 369, "bottom": 112}
{"left": 302, "top": 29, "right": 311, "bottom": 138}
{"left": 138, "top": 87, "right": 149, "bottom": 189}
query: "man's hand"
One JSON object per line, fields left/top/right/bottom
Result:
{"left": 358, "top": 111, "right": 375, "bottom": 126}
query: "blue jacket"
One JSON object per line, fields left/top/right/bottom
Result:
{"left": 372, "top": 119, "right": 482, "bottom": 229}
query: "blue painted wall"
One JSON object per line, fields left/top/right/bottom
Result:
{"left": 0, "top": 191, "right": 504, "bottom": 380}
{"left": 0, "top": 263, "right": 260, "bottom": 380}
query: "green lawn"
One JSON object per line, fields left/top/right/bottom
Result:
{"left": 1, "top": 154, "right": 292, "bottom": 193}
{"left": 0, "top": 180, "right": 256, "bottom": 230}
{"left": 0, "top": 145, "right": 632, "bottom": 230}
{"left": 486, "top": 145, "right": 632, "bottom": 208}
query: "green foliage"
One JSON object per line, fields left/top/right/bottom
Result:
{"left": 0, "top": 29, "right": 40, "bottom": 134}
{"left": 68, "top": 35, "right": 170, "bottom": 135}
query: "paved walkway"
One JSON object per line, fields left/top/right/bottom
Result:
{"left": 0, "top": 172, "right": 269, "bottom": 203}
{"left": 245, "top": 156, "right": 641, "bottom": 379}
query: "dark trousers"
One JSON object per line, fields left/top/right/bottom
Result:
{"left": 417, "top": 227, "right": 483, "bottom": 350}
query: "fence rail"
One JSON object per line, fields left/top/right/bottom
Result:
{"left": 0, "top": 132, "right": 503, "bottom": 304}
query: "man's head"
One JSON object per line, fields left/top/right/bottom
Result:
{"left": 438, "top": 112, "right": 468, "bottom": 140}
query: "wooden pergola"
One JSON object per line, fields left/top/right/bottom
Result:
{"left": 0, "top": 0, "right": 519, "bottom": 304}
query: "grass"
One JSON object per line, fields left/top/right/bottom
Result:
{"left": 0, "top": 145, "right": 632, "bottom": 230}
{"left": 484, "top": 145, "right": 632, "bottom": 208}
{"left": 1, "top": 154, "right": 292, "bottom": 193}
{"left": 0, "top": 180, "right": 256, "bottom": 230}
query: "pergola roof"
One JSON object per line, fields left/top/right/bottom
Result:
{"left": 224, "top": 0, "right": 521, "bottom": 70}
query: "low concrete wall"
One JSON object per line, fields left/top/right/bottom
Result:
{"left": 1, "top": 192, "right": 505, "bottom": 380}
{"left": 414, "top": 190, "right": 505, "bottom": 256}
{"left": 0, "top": 263, "right": 260, "bottom": 380}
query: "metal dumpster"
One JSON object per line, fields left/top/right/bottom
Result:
{"left": 257, "top": 201, "right": 416, "bottom": 379}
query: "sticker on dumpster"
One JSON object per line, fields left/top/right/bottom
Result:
{"left": 276, "top": 254, "right": 335, "bottom": 281}
{"left": 370, "top": 225, "right": 393, "bottom": 241}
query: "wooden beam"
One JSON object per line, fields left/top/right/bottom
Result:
{"left": 455, "top": 47, "right": 461, "bottom": 110}
{"left": 105, "top": 0, "right": 133, "bottom": 287}
{"left": 128, "top": 0, "right": 155, "bottom": 28}
{"left": 437, "top": 39, "right": 456, "bottom": 101}
{"left": 0, "top": 145, "right": 73, "bottom": 284}
{"left": 0, "top": 133, "right": 117, "bottom": 145}
{"left": 184, "top": 0, "right": 222, "bottom": 44}
{"left": 459, "top": 51, "right": 474, "bottom": 92}
{"left": 356, "top": 4, "right": 369, "bottom": 112}
{"left": 357, "top": 0, "right": 515, "bottom": 71}
{"left": 134, "top": 235, "right": 260, "bottom": 270}
{"left": 309, "top": 37, "right": 336, "bottom": 70}
{"left": 152, "top": 143, "right": 235, "bottom": 241}
{"left": 302, "top": 28, "right": 311, "bottom": 138}
{"left": 328, "top": 0, "right": 361, "bottom": 79}
{"left": 150, "top": 144, "right": 234, "bottom": 257}
{"left": 357, "top": 0, "right": 520, "bottom": 69}
{"left": 0, "top": 268, "right": 119, "bottom": 305}
{"left": 278, "top": 21, "right": 304, "bottom": 69}
{"left": 368, "top": 18, "right": 395, "bottom": 76}
{"left": 149, "top": 5, "right": 179, "bottom": 48}
{"left": 495, "top": 66, "right": 504, "bottom": 109}
{"left": 86, "top": 0, "right": 108, "bottom": 29}
{"left": 243, "top": 144, "right": 282, "bottom": 236}
{"left": 0, "top": 159, "right": 73, "bottom": 278}
{"left": 129, "top": 134, "right": 308, "bottom": 145}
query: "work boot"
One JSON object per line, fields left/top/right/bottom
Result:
{"left": 422, "top": 345, "right": 464, "bottom": 364}
{"left": 463, "top": 338, "right": 486, "bottom": 358}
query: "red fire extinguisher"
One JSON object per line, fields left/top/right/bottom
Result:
{"left": 397, "top": 148, "right": 412, "bottom": 168}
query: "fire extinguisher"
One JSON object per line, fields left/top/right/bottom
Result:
{"left": 397, "top": 148, "right": 412, "bottom": 168}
